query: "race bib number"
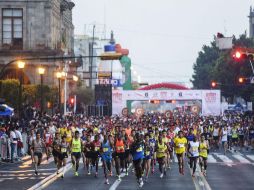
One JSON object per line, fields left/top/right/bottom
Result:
{"left": 192, "top": 147, "right": 198, "bottom": 152}
{"left": 61, "top": 148, "right": 67, "bottom": 153}
{"left": 103, "top": 148, "right": 109, "bottom": 152}
{"left": 146, "top": 151, "right": 150, "bottom": 155}
{"left": 117, "top": 146, "right": 124, "bottom": 151}
{"left": 95, "top": 147, "right": 100, "bottom": 151}
{"left": 178, "top": 143, "right": 184, "bottom": 148}
{"left": 136, "top": 147, "right": 143, "bottom": 152}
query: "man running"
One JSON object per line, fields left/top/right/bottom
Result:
{"left": 199, "top": 135, "right": 209, "bottom": 176}
{"left": 155, "top": 134, "right": 167, "bottom": 178}
{"left": 70, "top": 131, "right": 82, "bottom": 176}
{"left": 58, "top": 135, "right": 69, "bottom": 178}
{"left": 30, "top": 132, "right": 47, "bottom": 175}
{"left": 130, "top": 133, "right": 144, "bottom": 188}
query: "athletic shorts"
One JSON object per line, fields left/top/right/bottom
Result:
{"left": 213, "top": 136, "right": 219, "bottom": 141}
{"left": 85, "top": 151, "right": 92, "bottom": 159}
{"left": 157, "top": 157, "right": 165, "bottom": 164}
{"left": 91, "top": 151, "right": 100, "bottom": 160}
{"left": 232, "top": 138, "right": 238, "bottom": 143}
{"left": 71, "top": 152, "right": 81, "bottom": 160}
{"left": 144, "top": 155, "right": 151, "bottom": 160}
{"left": 34, "top": 152, "right": 43, "bottom": 159}
{"left": 176, "top": 153, "right": 184, "bottom": 158}
{"left": 124, "top": 149, "right": 130, "bottom": 158}
{"left": 200, "top": 156, "right": 207, "bottom": 161}
{"left": 52, "top": 150, "right": 59, "bottom": 158}
{"left": 239, "top": 135, "right": 244, "bottom": 140}
{"left": 115, "top": 152, "right": 126, "bottom": 160}
{"left": 101, "top": 154, "right": 112, "bottom": 162}
{"left": 59, "top": 153, "right": 68, "bottom": 160}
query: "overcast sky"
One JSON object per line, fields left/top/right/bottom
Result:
{"left": 72, "top": 0, "right": 254, "bottom": 87}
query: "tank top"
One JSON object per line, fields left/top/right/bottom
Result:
{"left": 157, "top": 142, "right": 167, "bottom": 158}
{"left": 93, "top": 140, "right": 101, "bottom": 151}
{"left": 189, "top": 141, "right": 199, "bottom": 157}
{"left": 115, "top": 139, "right": 125, "bottom": 153}
{"left": 33, "top": 139, "right": 43, "bottom": 153}
{"left": 232, "top": 128, "right": 238, "bottom": 138}
{"left": 60, "top": 142, "right": 68, "bottom": 153}
{"left": 213, "top": 128, "right": 219, "bottom": 136}
{"left": 102, "top": 141, "right": 111, "bottom": 154}
{"left": 72, "top": 138, "right": 81, "bottom": 153}
{"left": 222, "top": 129, "right": 227, "bottom": 142}
{"left": 199, "top": 141, "right": 208, "bottom": 158}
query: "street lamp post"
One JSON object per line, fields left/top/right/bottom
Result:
{"left": 38, "top": 67, "right": 45, "bottom": 115}
{"left": 56, "top": 72, "right": 62, "bottom": 114}
{"left": 17, "top": 61, "right": 25, "bottom": 120}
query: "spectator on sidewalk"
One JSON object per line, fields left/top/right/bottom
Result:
{"left": 10, "top": 127, "right": 17, "bottom": 163}
{"left": 15, "top": 126, "right": 23, "bottom": 159}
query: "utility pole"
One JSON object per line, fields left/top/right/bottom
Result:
{"left": 89, "top": 25, "right": 96, "bottom": 88}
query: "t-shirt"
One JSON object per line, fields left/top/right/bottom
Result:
{"left": 174, "top": 137, "right": 187, "bottom": 154}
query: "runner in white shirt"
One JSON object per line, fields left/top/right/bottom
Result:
{"left": 221, "top": 125, "right": 228, "bottom": 155}
{"left": 227, "top": 125, "right": 232, "bottom": 150}
{"left": 188, "top": 136, "right": 200, "bottom": 177}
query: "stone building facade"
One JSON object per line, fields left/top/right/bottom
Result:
{"left": 0, "top": 0, "right": 77, "bottom": 86}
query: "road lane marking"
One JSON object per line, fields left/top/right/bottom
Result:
{"left": 0, "top": 173, "right": 51, "bottom": 177}
{"left": 174, "top": 154, "right": 178, "bottom": 163}
{"left": 207, "top": 155, "right": 217, "bottom": 163}
{"left": 28, "top": 163, "right": 72, "bottom": 190}
{"left": 232, "top": 155, "right": 251, "bottom": 163}
{"left": 0, "top": 168, "right": 56, "bottom": 173}
{"left": 109, "top": 163, "right": 132, "bottom": 190}
{"left": 246, "top": 155, "right": 254, "bottom": 161}
{"left": 216, "top": 154, "right": 233, "bottom": 162}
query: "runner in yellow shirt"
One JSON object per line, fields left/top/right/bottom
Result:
{"left": 199, "top": 135, "right": 209, "bottom": 176}
{"left": 174, "top": 131, "right": 187, "bottom": 175}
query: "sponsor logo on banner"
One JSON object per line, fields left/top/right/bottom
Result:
{"left": 165, "top": 110, "right": 173, "bottom": 118}
{"left": 191, "top": 105, "right": 201, "bottom": 114}
{"left": 135, "top": 108, "right": 144, "bottom": 117}
{"left": 112, "top": 91, "right": 123, "bottom": 103}
{"left": 122, "top": 108, "right": 128, "bottom": 116}
{"left": 205, "top": 92, "right": 216, "bottom": 103}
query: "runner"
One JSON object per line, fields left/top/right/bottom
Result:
{"left": 30, "top": 132, "right": 47, "bottom": 175}
{"left": 58, "top": 135, "right": 69, "bottom": 178}
{"left": 174, "top": 130, "right": 187, "bottom": 175}
{"left": 220, "top": 125, "right": 228, "bottom": 155}
{"left": 199, "top": 135, "right": 209, "bottom": 176}
{"left": 52, "top": 132, "right": 61, "bottom": 170}
{"left": 188, "top": 136, "right": 199, "bottom": 177}
{"left": 84, "top": 134, "right": 93, "bottom": 175}
{"left": 91, "top": 134, "right": 101, "bottom": 177}
{"left": 70, "top": 131, "right": 82, "bottom": 176}
{"left": 143, "top": 134, "right": 152, "bottom": 181}
{"left": 44, "top": 127, "right": 53, "bottom": 160}
{"left": 114, "top": 134, "right": 126, "bottom": 181}
{"left": 155, "top": 134, "right": 167, "bottom": 178}
{"left": 130, "top": 133, "right": 144, "bottom": 188}
{"left": 101, "top": 134, "right": 113, "bottom": 185}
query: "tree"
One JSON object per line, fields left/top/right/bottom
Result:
{"left": 192, "top": 34, "right": 254, "bottom": 102}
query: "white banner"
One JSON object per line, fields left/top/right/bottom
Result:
{"left": 112, "top": 90, "right": 221, "bottom": 116}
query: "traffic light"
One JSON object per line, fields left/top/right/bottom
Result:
{"left": 232, "top": 49, "right": 254, "bottom": 61}
{"left": 237, "top": 76, "right": 249, "bottom": 84}
{"left": 211, "top": 81, "right": 217, "bottom": 88}
{"left": 70, "top": 97, "right": 74, "bottom": 104}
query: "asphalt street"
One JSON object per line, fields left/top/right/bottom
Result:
{"left": 1, "top": 149, "right": 254, "bottom": 190}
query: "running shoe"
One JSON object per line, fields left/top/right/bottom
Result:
{"left": 160, "top": 173, "right": 164, "bottom": 178}
{"left": 117, "top": 175, "right": 121, "bottom": 181}
{"left": 95, "top": 172, "right": 98, "bottom": 178}
{"left": 139, "top": 179, "right": 144, "bottom": 188}
{"left": 105, "top": 179, "right": 109, "bottom": 185}
{"left": 35, "top": 171, "right": 38, "bottom": 176}
{"left": 75, "top": 172, "right": 79, "bottom": 176}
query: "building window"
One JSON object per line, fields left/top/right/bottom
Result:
{"left": 2, "top": 8, "right": 23, "bottom": 49}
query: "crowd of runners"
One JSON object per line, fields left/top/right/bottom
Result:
{"left": 1, "top": 112, "right": 254, "bottom": 188}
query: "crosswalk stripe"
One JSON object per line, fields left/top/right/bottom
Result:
{"left": 246, "top": 155, "right": 254, "bottom": 161}
{"left": 208, "top": 155, "right": 217, "bottom": 163}
{"left": 216, "top": 154, "right": 233, "bottom": 163}
{"left": 232, "top": 155, "right": 251, "bottom": 163}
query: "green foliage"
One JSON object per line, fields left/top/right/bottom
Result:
{"left": 0, "top": 79, "right": 59, "bottom": 110}
{"left": 192, "top": 34, "right": 254, "bottom": 102}
{"left": 73, "top": 86, "right": 94, "bottom": 106}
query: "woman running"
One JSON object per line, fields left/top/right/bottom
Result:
{"left": 155, "top": 134, "right": 167, "bottom": 178}
{"left": 174, "top": 131, "right": 187, "bottom": 175}
{"left": 143, "top": 134, "right": 152, "bottom": 182}
{"left": 199, "top": 135, "right": 209, "bottom": 176}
